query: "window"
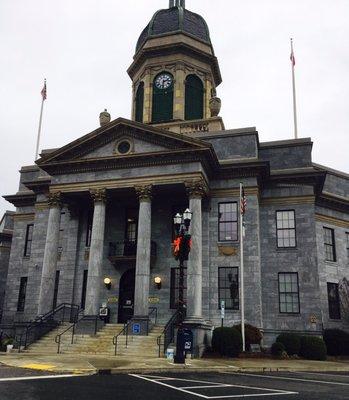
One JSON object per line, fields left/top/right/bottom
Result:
{"left": 327, "top": 283, "right": 341, "bottom": 320}
{"left": 170, "top": 267, "right": 187, "bottom": 309}
{"left": 52, "top": 271, "right": 60, "bottom": 309}
{"left": 135, "top": 82, "right": 144, "bottom": 123}
{"left": 24, "top": 224, "right": 34, "bottom": 257}
{"left": 276, "top": 211, "right": 296, "bottom": 248}
{"left": 81, "top": 270, "right": 88, "bottom": 310}
{"left": 86, "top": 210, "right": 93, "bottom": 247}
{"left": 218, "top": 202, "right": 238, "bottom": 241}
{"left": 17, "top": 277, "right": 28, "bottom": 312}
{"left": 324, "top": 227, "right": 336, "bottom": 262}
{"left": 125, "top": 209, "right": 138, "bottom": 243}
{"left": 152, "top": 72, "right": 174, "bottom": 123}
{"left": 218, "top": 267, "right": 239, "bottom": 310}
{"left": 346, "top": 233, "right": 349, "bottom": 260}
{"left": 278, "top": 273, "right": 300, "bottom": 313}
{"left": 185, "top": 74, "right": 204, "bottom": 120}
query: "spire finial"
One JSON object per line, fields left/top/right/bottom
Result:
{"left": 171, "top": 0, "right": 185, "bottom": 8}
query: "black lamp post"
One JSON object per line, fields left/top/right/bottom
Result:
{"left": 173, "top": 208, "right": 192, "bottom": 364}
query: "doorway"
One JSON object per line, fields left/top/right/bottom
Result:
{"left": 118, "top": 268, "right": 135, "bottom": 323}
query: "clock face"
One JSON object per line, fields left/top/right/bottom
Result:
{"left": 155, "top": 73, "right": 173, "bottom": 90}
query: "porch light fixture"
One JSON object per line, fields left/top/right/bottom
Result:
{"left": 154, "top": 276, "right": 162, "bottom": 290}
{"left": 104, "top": 277, "right": 112, "bottom": 290}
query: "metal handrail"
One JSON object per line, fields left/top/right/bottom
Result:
{"left": 147, "top": 307, "right": 158, "bottom": 334}
{"left": 156, "top": 310, "right": 181, "bottom": 357}
{"left": 55, "top": 308, "right": 84, "bottom": 354}
{"left": 18, "top": 303, "right": 80, "bottom": 352}
{"left": 113, "top": 320, "right": 133, "bottom": 356}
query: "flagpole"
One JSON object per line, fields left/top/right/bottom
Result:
{"left": 35, "top": 79, "right": 46, "bottom": 160}
{"left": 240, "top": 182, "right": 246, "bottom": 352}
{"left": 290, "top": 38, "right": 298, "bottom": 139}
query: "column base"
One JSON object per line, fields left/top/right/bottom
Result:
{"left": 130, "top": 316, "right": 150, "bottom": 336}
{"left": 181, "top": 320, "right": 213, "bottom": 358}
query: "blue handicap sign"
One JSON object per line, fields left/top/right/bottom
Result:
{"left": 132, "top": 323, "right": 141, "bottom": 334}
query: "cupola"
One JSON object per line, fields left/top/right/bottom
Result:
{"left": 128, "top": 0, "right": 224, "bottom": 134}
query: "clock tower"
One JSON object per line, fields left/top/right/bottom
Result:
{"left": 128, "top": 0, "right": 224, "bottom": 134}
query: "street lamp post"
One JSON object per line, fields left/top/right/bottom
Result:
{"left": 173, "top": 208, "right": 192, "bottom": 364}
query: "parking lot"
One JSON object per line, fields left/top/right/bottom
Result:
{"left": 0, "top": 369, "right": 348, "bottom": 399}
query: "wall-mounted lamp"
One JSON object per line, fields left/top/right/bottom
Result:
{"left": 154, "top": 276, "right": 162, "bottom": 290}
{"left": 104, "top": 277, "right": 112, "bottom": 290}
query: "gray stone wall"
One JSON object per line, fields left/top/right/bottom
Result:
{"left": 315, "top": 206, "right": 349, "bottom": 331}
{"left": 259, "top": 192, "right": 322, "bottom": 344}
{"left": 259, "top": 140, "right": 312, "bottom": 170}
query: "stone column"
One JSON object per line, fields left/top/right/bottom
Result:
{"left": 133, "top": 185, "right": 152, "bottom": 323}
{"left": 85, "top": 189, "right": 107, "bottom": 316}
{"left": 37, "top": 192, "right": 62, "bottom": 315}
{"left": 185, "top": 180, "right": 206, "bottom": 324}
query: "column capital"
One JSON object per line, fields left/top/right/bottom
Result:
{"left": 47, "top": 192, "right": 62, "bottom": 208}
{"left": 185, "top": 179, "right": 208, "bottom": 199}
{"left": 135, "top": 184, "right": 153, "bottom": 202}
{"left": 90, "top": 188, "right": 107, "bottom": 204}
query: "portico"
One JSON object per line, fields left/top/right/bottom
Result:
{"left": 36, "top": 174, "right": 207, "bottom": 332}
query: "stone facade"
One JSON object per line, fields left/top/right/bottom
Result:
{"left": 1, "top": 2, "right": 349, "bottom": 352}
{"left": 0, "top": 211, "right": 14, "bottom": 321}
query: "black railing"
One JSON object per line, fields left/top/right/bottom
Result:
{"left": 17, "top": 303, "right": 80, "bottom": 352}
{"left": 113, "top": 320, "right": 133, "bottom": 356}
{"left": 55, "top": 312, "right": 103, "bottom": 354}
{"left": 108, "top": 240, "right": 157, "bottom": 257}
{"left": 147, "top": 307, "right": 158, "bottom": 335}
{"left": 157, "top": 310, "right": 181, "bottom": 358}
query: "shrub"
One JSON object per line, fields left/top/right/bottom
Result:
{"left": 271, "top": 342, "right": 285, "bottom": 357}
{"left": 300, "top": 336, "right": 327, "bottom": 361}
{"left": 212, "top": 327, "right": 242, "bottom": 357}
{"left": 233, "top": 324, "right": 263, "bottom": 351}
{"left": 323, "top": 329, "right": 349, "bottom": 356}
{"left": 276, "top": 333, "right": 301, "bottom": 355}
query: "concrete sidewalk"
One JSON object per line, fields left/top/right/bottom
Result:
{"left": 1, "top": 352, "right": 349, "bottom": 375}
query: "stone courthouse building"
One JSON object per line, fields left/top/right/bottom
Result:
{"left": 2, "top": 0, "right": 349, "bottom": 349}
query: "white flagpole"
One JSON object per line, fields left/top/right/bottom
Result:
{"left": 240, "top": 182, "right": 246, "bottom": 352}
{"left": 290, "top": 38, "right": 298, "bottom": 139}
{"left": 35, "top": 79, "right": 46, "bottom": 160}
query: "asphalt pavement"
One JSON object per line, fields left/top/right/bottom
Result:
{"left": 0, "top": 369, "right": 348, "bottom": 399}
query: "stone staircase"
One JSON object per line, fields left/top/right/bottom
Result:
{"left": 26, "top": 322, "right": 164, "bottom": 358}
{"left": 25, "top": 322, "right": 74, "bottom": 354}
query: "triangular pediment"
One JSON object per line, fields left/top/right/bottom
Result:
{"left": 37, "top": 117, "right": 208, "bottom": 164}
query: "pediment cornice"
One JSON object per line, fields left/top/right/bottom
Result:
{"left": 36, "top": 118, "right": 209, "bottom": 165}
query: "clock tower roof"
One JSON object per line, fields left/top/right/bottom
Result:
{"left": 136, "top": 1, "right": 211, "bottom": 53}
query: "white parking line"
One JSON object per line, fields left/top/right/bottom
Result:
{"left": 130, "top": 374, "right": 298, "bottom": 399}
{"left": 221, "top": 372, "right": 349, "bottom": 387}
{"left": 0, "top": 374, "right": 85, "bottom": 382}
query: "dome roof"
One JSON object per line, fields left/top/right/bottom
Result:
{"left": 136, "top": 6, "right": 211, "bottom": 52}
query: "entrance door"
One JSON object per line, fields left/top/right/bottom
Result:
{"left": 118, "top": 269, "right": 135, "bottom": 323}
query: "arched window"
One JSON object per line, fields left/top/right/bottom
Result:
{"left": 152, "top": 72, "right": 174, "bottom": 123}
{"left": 185, "top": 74, "right": 204, "bottom": 120}
{"left": 135, "top": 82, "right": 144, "bottom": 123}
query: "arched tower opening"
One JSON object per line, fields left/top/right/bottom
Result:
{"left": 135, "top": 82, "right": 144, "bottom": 123}
{"left": 185, "top": 74, "right": 204, "bottom": 120}
{"left": 152, "top": 72, "right": 174, "bottom": 123}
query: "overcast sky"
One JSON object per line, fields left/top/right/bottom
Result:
{"left": 0, "top": 0, "right": 348, "bottom": 216}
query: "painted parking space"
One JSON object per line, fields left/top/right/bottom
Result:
{"left": 130, "top": 374, "right": 298, "bottom": 399}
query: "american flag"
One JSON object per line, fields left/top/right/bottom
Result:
{"left": 240, "top": 186, "right": 247, "bottom": 215}
{"left": 290, "top": 50, "right": 295, "bottom": 67}
{"left": 41, "top": 80, "right": 47, "bottom": 101}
